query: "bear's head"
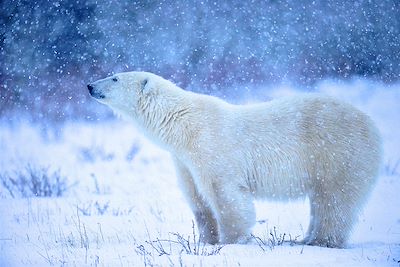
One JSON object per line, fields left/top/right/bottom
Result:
{"left": 87, "top": 71, "right": 174, "bottom": 116}
{"left": 87, "top": 71, "right": 186, "bottom": 129}
{"left": 88, "top": 71, "right": 152, "bottom": 106}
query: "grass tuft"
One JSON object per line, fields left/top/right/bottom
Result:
{"left": 0, "top": 165, "right": 71, "bottom": 198}
{"left": 135, "top": 220, "right": 225, "bottom": 266}
{"left": 384, "top": 159, "right": 400, "bottom": 177}
{"left": 251, "top": 227, "right": 299, "bottom": 252}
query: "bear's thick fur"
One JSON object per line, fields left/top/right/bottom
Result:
{"left": 88, "top": 71, "right": 382, "bottom": 248}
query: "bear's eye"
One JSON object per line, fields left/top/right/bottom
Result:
{"left": 139, "top": 79, "right": 148, "bottom": 93}
{"left": 112, "top": 77, "right": 118, "bottom": 82}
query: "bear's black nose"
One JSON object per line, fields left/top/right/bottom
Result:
{"left": 87, "top": 84, "right": 94, "bottom": 94}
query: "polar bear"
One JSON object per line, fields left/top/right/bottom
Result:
{"left": 87, "top": 71, "right": 381, "bottom": 248}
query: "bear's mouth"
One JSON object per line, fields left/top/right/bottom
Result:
{"left": 90, "top": 92, "right": 106, "bottom": 99}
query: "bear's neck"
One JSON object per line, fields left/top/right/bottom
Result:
{"left": 136, "top": 91, "right": 198, "bottom": 154}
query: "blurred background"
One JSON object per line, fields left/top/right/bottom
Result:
{"left": 1, "top": 0, "right": 399, "bottom": 122}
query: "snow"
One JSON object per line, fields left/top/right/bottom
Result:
{"left": 1, "top": 1, "right": 399, "bottom": 265}
{"left": 1, "top": 79, "right": 399, "bottom": 267}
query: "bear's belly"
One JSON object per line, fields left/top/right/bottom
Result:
{"left": 245, "top": 164, "right": 310, "bottom": 201}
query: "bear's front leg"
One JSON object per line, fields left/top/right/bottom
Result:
{"left": 211, "top": 182, "right": 256, "bottom": 244}
{"left": 173, "top": 158, "right": 219, "bottom": 244}
{"left": 193, "top": 207, "right": 219, "bottom": 244}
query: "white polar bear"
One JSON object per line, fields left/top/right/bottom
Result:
{"left": 88, "top": 71, "right": 382, "bottom": 248}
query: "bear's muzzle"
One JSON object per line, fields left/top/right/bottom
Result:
{"left": 87, "top": 84, "right": 105, "bottom": 99}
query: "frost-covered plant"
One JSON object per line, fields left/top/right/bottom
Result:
{"left": 384, "top": 159, "right": 400, "bottom": 177}
{"left": 0, "top": 166, "right": 70, "bottom": 198}
{"left": 139, "top": 221, "right": 224, "bottom": 258}
{"left": 77, "top": 201, "right": 110, "bottom": 216}
{"left": 251, "top": 227, "right": 299, "bottom": 252}
{"left": 79, "top": 146, "right": 115, "bottom": 162}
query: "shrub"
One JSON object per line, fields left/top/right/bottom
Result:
{"left": 136, "top": 221, "right": 224, "bottom": 262}
{"left": 0, "top": 165, "right": 70, "bottom": 198}
{"left": 251, "top": 227, "right": 299, "bottom": 252}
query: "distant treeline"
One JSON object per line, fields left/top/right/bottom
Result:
{"left": 1, "top": 0, "right": 399, "bottom": 120}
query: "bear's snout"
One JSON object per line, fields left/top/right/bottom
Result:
{"left": 87, "top": 84, "right": 105, "bottom": 99}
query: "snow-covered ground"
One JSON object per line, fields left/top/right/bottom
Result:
{"left": 1, "top": 79, "right": 399, "bottom": 266}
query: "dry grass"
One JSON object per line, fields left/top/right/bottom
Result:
{"left": 0, "top": 165, "right": 72, "bottom": 198}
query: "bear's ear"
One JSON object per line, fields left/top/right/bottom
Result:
{"left": 139, "top": 78, "right": 150, "bottom": 94}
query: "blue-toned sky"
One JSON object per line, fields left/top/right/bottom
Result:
{"left": 1, "top": 0, "right": 399, "bottom": 120}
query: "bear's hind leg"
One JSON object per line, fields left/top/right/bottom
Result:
{"left": 305, "top": 193, "right": 356, "bottom": 248}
